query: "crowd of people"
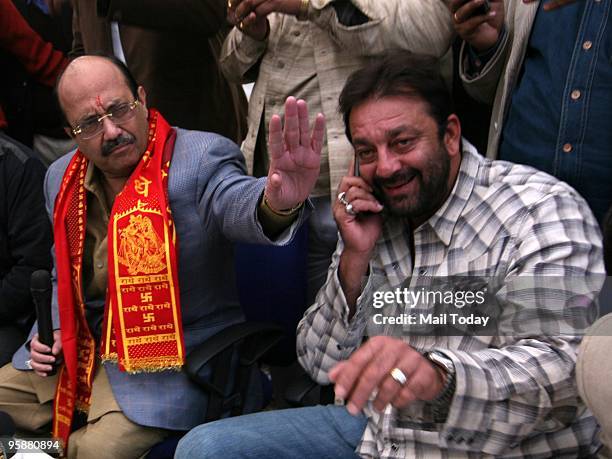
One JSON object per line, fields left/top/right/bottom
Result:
{"left": 0, "top": 0, "right": 610, "bottom": 458}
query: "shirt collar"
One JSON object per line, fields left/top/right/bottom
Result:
{"left": 84, "top": 161, "right": 111, "bottom": 216}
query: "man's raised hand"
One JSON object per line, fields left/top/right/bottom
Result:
{"left": 264, "top": 97, "right": 324, "bottom": 212}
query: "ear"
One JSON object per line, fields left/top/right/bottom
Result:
{"left": 137, "top": 85, "right": 147, "bottom": 110}
{"left": 443, "top": 114, "right": 461, "bottom": 158}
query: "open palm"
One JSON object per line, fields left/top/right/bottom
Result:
{"left": 265, "top": 97, "right": 325, "bottom": 210}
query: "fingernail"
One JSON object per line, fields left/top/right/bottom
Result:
{"left": 335, "top": 386, "right": 346, "bottom": 399}
{"left": 489, "top": 10, "right": 496, "bottom": 16}
{"left": 347, "top": 402, "right": 359, "bottom": 416}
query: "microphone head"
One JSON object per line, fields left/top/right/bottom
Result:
{"left": 30, "top": 270, "right": 51, "bottom": 293}
{"left": 0, "top": 411, "right": 15, "bottom": 436}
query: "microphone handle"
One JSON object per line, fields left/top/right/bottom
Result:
{"left": 34, "top": 298, "right": 54, "bottom": 346}
{"left": 34, "top": 297, "right": 56, "bottom": 376}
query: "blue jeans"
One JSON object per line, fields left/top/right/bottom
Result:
{"left": 175, "top": 405, "right": 367, "bottom": 459}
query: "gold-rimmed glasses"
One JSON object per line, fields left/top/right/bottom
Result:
{"left": 71, "top": 100, "right": 141, "bottom": 139}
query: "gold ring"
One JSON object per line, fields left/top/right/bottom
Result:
{"left": 238, "top": 21, "right": 244, "bottom": 30}
{"left": 453, "top": 11, "right": 460, "bottom": 22}
{"left": 390, "top": 367, "right": 407, "bottom": 386}
{"left": 228, "top": 0, "right": 232, "bottom": 8}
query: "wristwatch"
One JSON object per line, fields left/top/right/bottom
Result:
{"left": 425, "top": 350, "right": 456, "bottom": 422}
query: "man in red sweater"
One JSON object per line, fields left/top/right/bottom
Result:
{"left": 0, "top": 0, "right": 68, "bottom": 133}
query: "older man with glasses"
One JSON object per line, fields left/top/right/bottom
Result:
{"left": 0, "top": 53, "right": 324, "bottom": 459}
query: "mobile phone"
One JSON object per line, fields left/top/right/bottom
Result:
{"left": 353, "top": 154, "right": 387, "bottom": 214}
{"left": 460, "top": 0, "right": 490, "bottom": 18}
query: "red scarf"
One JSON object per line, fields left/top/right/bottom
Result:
{"left": 51, "top": 110, "right": 184, "bottom": 446}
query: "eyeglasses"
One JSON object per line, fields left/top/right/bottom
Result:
{"left": 71, "top": 100, "right": 141, "bottom": 139}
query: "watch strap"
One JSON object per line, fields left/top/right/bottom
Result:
{"left": 426, "top": 351, "right": 456, "bottom": 423}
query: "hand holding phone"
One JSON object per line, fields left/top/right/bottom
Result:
{"left": 460, "top": 0, "right": 490, "bottom": 19}
{"left": 450, "top": 0, "right": 502, "bottom": 53}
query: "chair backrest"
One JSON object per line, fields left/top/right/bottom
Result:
{"left": 233, "top": 224, "right": 309, "bottom": 365}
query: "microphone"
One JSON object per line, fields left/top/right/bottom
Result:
{"left": 30, "top": 270, "right": 56, "bottom": 376}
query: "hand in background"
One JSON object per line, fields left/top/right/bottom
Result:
{"left": 227, "top": 0, "right": 269, "bottom": 41}
{"left": 235, "top": 0, "right": 302, "bottom": 18}
{"left": 447, "top": 0, "right": 505, "bottom": 53}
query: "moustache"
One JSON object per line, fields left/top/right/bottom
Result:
{"left": 101, "top": 134, "right": 135, "bottom": 157}
{"left": 373, "top": 169, "right": 418, "bottom": 189}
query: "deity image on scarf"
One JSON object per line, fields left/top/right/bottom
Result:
{"left": 117, "top": 214, "right": 167, "bottom": 275}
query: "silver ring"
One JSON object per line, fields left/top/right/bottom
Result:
{"left": 390, "top": 367, "right": 407, "bottom": 386}
{"left": 337, "top": 191, "right": 349, "bottom": 206}
{"left": 345, "top": 203, "right": 356, "bottom": 215}
{"left": 25, "top": 359, "right": 32, "bottom": 370}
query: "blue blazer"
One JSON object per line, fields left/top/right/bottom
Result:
{"left": 13, "top": 129, "right": 308, "bottom": 430}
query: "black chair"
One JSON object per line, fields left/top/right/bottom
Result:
{"left": 148, "top": 227, "right": 309, "bottom": 458}
{"left": 234, "top": 225, "right": 309, "bottom": 365}
{"left": 146, "top": 322, "right": 285, "bottom": 459}
{"left": 284, "top": 370, "right": 335, "bottom": 408}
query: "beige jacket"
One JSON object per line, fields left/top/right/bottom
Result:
{"left": 220, "top": 0, "right": 453, "bottom": 199}
{"left": 459, "top": 0, "right": 539, "bottom": 158}
{"left": 577, "top": 313, "right": 612, "bottom": 457}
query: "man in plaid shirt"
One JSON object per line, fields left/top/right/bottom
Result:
{"left": 176, "top": 51, "right": 604, "bottom": 458}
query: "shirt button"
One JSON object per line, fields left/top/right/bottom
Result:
{"left": 277, "top": 61, "right": 285, "bottom": 69}
{"left": 391, "top": 443, "right": 399, "bottom": 451}
{"left": 493, "top": 121, "right": 498, "bottom": 131}
{"left": 419, "top": 268, "right": 428, "bottom": 275}
{"left": 582, "top": 40, "right": 592, "bottom": 50}
{"left": 392, "top": 262, "right": 400, "bottom": 270}
{"left": 96, "top": 262, "right": 104, "bottom": 269}
{"left": 570, "top": 89, "right": 581, "bottom": 100}
{"left": 293, "top": 31, "right": 300, "bottom": 36}
{"left": 563, "top": 143, "right": 573, "bottom": 153}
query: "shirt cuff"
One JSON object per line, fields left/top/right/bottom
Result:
{"left": 465, "top": 25, "right": 507, "bottom": 77}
